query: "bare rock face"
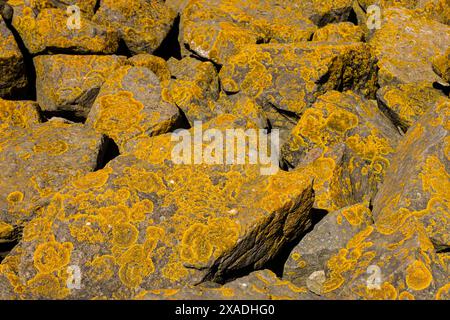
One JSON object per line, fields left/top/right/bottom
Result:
{"left": 369, "top": 7, "right": 450, "bottom": 87}
{"left": 0, "top": 115, "right": 314, "bottom": 299}
{"left": 0, "top": 17, "right": 27, "bottom": 98}
{"left": 93, "top": 0, "right": 177, "bottom": 55}
{"left": 35, "top": 55, "right": 127, "bottom": 118}
{"left": 219, "top": 42, "right": 378, "bottom": 116}
{"left": 281, "top": 91, "right": 400, "bottom": 211}
{"left": 86, "top": 66, "right": 182, "bottom": 152}
{"left": 9, "top": 1, "right": 119, "bottom": 55}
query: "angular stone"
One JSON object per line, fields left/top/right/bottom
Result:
{"left": 432, "top": 48, "right": 450, "bottom": 83}
{"left": 0, "top": 17, "right": 27, "bottom": 98}
{"left": 139, "top": 270, "right": 318, "bottom": 300}
{"left": 281, "top": 91, "right": 400, "bottom": 211}
{"left": 369, "top": 8, "right": 450, "bottom": 87}
{"left": 180, "top": 0, "right": 317, "bottom": 65}
{"left": 219, "top": 42, "right": 378, "bottom": 115}
{"left": 312, "top": 22, "right": 364, "bottom": 42}
{"left": 93, "top": 0, "right": 177, "bottom": 55}
{"left": 0, "top": 118, "right": 104, "bottom": 228}
{"left": 376, "top": 82, "right": 446, "bottom": 132}
{"left": 0, "top": 115, "right": 314, "bottom": 299}
{"left": 10, "top": 4, "right": 119, "bottom": 54}
{"left": 86, "top": 66, "right": 182, "bottom": 152}
{"left": 372, "top": 98, "right": 450, "bottom": 249}
{"left": 284, "top": 203, "right": 373, "bottom": 289}
{"left": 127, "top": 54, "right": 171, "bottom": 83}
{"left": 35, "top": 55, "right": 127, "bottom": 118}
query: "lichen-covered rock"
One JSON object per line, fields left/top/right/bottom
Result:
{"left": 35, "top": 55, "right": 127, "bottom": 118}
{"left": 163, "top": 57, "right": 219, "bottom": 123}
{"left": 0, "top": 98, "right": 40, "bottom": 132}
{"left": 127, "top": 54, "right": 171, "bottom": 83}
{"left": 92, "top": 0, "right": 177, "bottom": 55}
{"left": 292, "top": 0, "right": 354, "bottom": 26}
{"left": 369, "top": 7, "right": 450, "bottom": 87}
{"left": 0, "top": 118, "right": 104, "bottom": 228}
{"left": 86, "top": 66, "right": 182, "bottom": 152}
{"left": 372, "top": 98, "right": 450, "bottom": 249}
{"left": 0, "top": 114, "right": 315, "bottom": 299}
{"left": 180, "top": 0, "right": 317, "bottom": 65}
{"left": 9, "top": 2, "right": 119, "bottom": 54}
{"left": 0, "top": 16, "right": 27, "bottom": 98}
{"left": 284, "top": 203, "right": 373, "bottom": 290}
{"left": 376, "top": 82, "right": 446, "bottom": 132}
{"left": 312, "top": 22, "right": 364, "bottom": 42}
{"left": 138, "top": 270, "right": 318, "bottom": 300}
{"left": 432, "top": 48, "right": 450, "bottom": 83}
{"left": 219, "top": 42, "right": 378, "bottom": 115}
{"left": 281, "top": 91, "right": 400, "bottom": 211}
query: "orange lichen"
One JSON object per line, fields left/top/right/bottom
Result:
{"left": 33, "top": 241, "right": 73, "bottom": 273}
{"left": 405, "top": 260, "right": 433, "bottom": 291}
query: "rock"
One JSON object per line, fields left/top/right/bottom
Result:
{"left": 10, "top": 3, "right": 119, "bottom": 55}
{"left": 369, "top": 7, "right": 450, "bottom": 87}
{"left": 165, "top": 0, "right": 190, "bottom": 13}
{"left": 0, "top": 118, "right": 105, "bottom": 228}
{"left": 93, "top": 0, "right": 177, "bottom": 55}
{"left": 312, "top": 22, "right": 364, "bottom": 42}
{"left": 86, "top": 66, "right": 182, "bottom": 152}
{"left": 219, "top": 42, "right": 378, "bottom": 116}
{"left": 293, "top": 0, "right": 354, "bottom": 26}
{"left": 0, "top": 98, "right": 41, "bottom": 131}
{"left": 306, "top": 270, "right": 326, "bottom": 295}
{"left": 284, "top": 203, "right": 373, "bottom": 288}
{"left": 35, "top": 55, "right": 127, "bottom": 118}
{"left": 372, "top": 98, "right": 450, "bottom": 249}
{"left": 0, "top": 114, "right": 314, "bottom": 299}
{"left": 432, "top": 48, "right": 450, "bottom": 83}
{"left": 281, "top": 91, "right": 400, "bottom": 211}
{"left": 0, "top": 17, "right": 27, "bottom": 98}
{"left": 138, "top": 270, "right": 318, "bottom": 300}
{"left": 376, "top": 82, "right": 446, "bottom": 132}
{"left": 127, "top": 55, "right": 171, "bottom": 83}
{"left": 180, "top": 0, "right": 317, "bottom": 65}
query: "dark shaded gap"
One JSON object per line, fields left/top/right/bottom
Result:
{"left": 93, "top": 0, "right": 101, "bottom": 13}
{"left": 0, "top": 226, "right": 22, "bottom": 263}
{"left": 175, "top": 106, "right": 193, "bottom": 130}
{"left": 348, "top": 8, "right": 358, "bottom": 25}
{"left": 116, "top": 38, "right": 132, "bottom": 57}
{"left": 95, "top": 135, "right": 120, "bottom": 171}
{"left": 433, "top": 81, "right": 450, "bottom": 96}
{"left": 153, "top": 15, "right": 182, "bottom": 60}
{"left": 41, "top": 110, "right": 86, "bottom": 123}
{"left": 183, "top": 43, "right": 222, "bottom": 73}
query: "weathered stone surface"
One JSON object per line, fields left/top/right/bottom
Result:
{"left": 139, "top": 270, "right": 318, "bottom": 300}
{"left": 312, "top": 22, "right": 364, "bottom": 42}
{"left": 376, "top": 82, "right": 446, "bottom": 132}
{"left": 284, "top": 203, "right": 373, "bottom": 290}
{"left": 180, "top": 0, "right": 317, "bottom": 65}
{"left": 86, "top": 66, "right": 182, "bottom": 152}
{"left": 10, "top": 2, "right": 119, "bottom": 55}
{"left": 0, "top": 114, "right": 314, "bottom": 299}
{"left": 219, "top": 42, "right": 378, "bottom": 116}
{"left": 281, "top": 91, "right": 400, "bottom": 211}
{"left": 35, "top": 55, "right": 127, "bottom": 118}
{"left": 127, "top": 54, "right": 171, "bottom": 83}
{"left": 0, "top": 98, "right": 40, "bottom": 131}
{"left": 0, "top": 16, "right": 27, "bottom": 98}
{"left": 369, "top": 7, "right": 450, "bottom": 87}
{"left": 93, "top": 0, "right": 177, "bottom": 55}
{"left": 432, "top": 48, "right": 450, "bottom": 83}
{"left": 372, "top": 98, "right": 450, "bottom": 249}
{"left": 0, "top": 118, "right": 104, "bottom": 228}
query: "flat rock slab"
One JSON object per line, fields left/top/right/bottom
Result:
{"left": 86, "top": 66, "right": 182, "bottom": 152}
{"left": 0, "top": 115, "right": 314, "bottom": 299}
{"left": 219, "top": 42, "right": 378, "bottom": 115}
{"left": 35, "top": 55, "right": 127, "bottom": 118}
{"left": 0, "top": 17, "right": 27, "bottom": 98}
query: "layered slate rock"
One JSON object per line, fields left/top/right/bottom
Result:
{"left": 281, "top": 91, "right": 400, "bottom": 211}
{"left": 180, "top": 0, "right": 317, "bottom": 65}
{"left": 35, "top": 55, "right": 127, "bottom": 118}
{"left": 0, "top": 118, "right": 104, "bottom": 229}
{"left": 369, "top": 7, "right": 450, "bottom": 87}
{"left": 139, "top": 270, "right": 318, "bottom": 300}
{"left": 284, "top": 203, "right": 373, "bottom": 291}
{"left": 312, "top": 22, "right": 364, "bottom": 42}
{"left": 376, "top": 82, "right": 446, "bottom": 132}
{"left": 0, "top": 114, "right": 314, "bottom": 299}
{"left": 372, "top": 98, "right": 450, "bottom": 249}
{"left": 0, "top": 17, "right": 27, "bottom": 98}
{"left": 219, "top": 42, "right": 378, "bottom": 116}
{"left": 163, "top": 57, "right": 219, "bottom": 123}
{"left": 9, "top": 2, "right": 119, "bottom": 55}
{"left": 86, "top": 66, "right": 182, "bottom": 152}
{"left": 93, "top": 0, "right": 177, "bottom": 55}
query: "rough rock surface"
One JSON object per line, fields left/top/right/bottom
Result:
{"left": 312, "top": 22, "right": 365, "bottom": 42}
{"left": 35, "top": 55, "right": 127, "bottom": 118}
